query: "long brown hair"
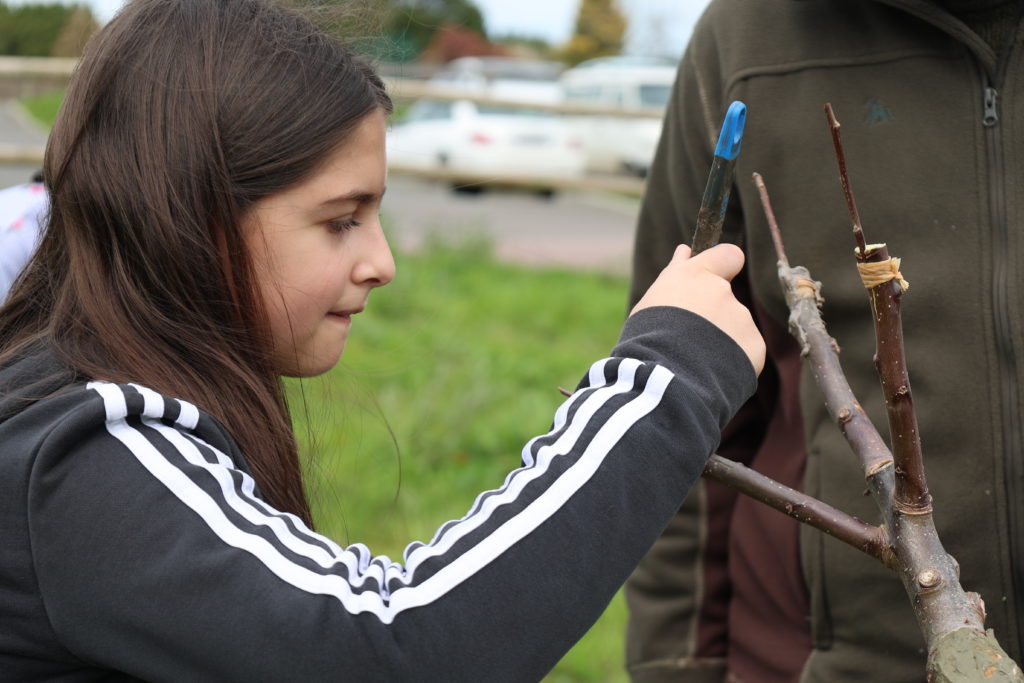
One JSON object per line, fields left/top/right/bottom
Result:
{"left": 0, "top": 0, "right": 392, "bottom": 526}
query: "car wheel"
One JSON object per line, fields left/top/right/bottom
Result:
{"left": 451, "top": 182, "right": 484, "bottom": 195}
{"left": 620, "top": 161, "right": 646, "bottom": 178}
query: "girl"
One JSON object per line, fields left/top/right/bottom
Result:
{"left": 0, "top": 0, "right": 764, "bottom": 680}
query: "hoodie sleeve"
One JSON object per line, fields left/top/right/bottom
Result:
{"left": 27, "top": 306, "right": 754, "bottom": 683}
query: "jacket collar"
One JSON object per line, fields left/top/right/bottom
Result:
{"left": 872, "top": 0, "right": 1019, "bottom": 74}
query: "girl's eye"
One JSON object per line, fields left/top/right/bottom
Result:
{"left": 327, "top": 218, "right": 361, "bottom": 234}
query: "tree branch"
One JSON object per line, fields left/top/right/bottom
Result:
{"left": 824, "top": 103, "right": 867, "bottom": 255}
{"left": 757, "top": 158, "right": 981, "bottom": 645}
{"left": 816, "top": 105, "right": 996, "bottom": 669}
{"left": 753, "top": 173, "right": 895, "bottom": 504}
{"left": 857, "top": 244, "right": 931, "bottom": 513}
{"left": 823, "top": 105, "right": 930, "bottom": 514}
{"left": 703, "top": 454, "right": 895, "bottom": 567}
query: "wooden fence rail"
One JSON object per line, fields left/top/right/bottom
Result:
{"left": 0, "top": 56, "right": 652, "bottom": 196}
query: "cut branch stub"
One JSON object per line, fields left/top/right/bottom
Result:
{"left": 927, "top": 628, "right": 1023, "bottom": 682}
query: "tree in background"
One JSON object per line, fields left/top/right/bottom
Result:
{"left": 416, "top": 23, "right": 510, "bottom": 64}
{"left": 51, "top": 5, "right": 99, "bottom": 57}
{"left": 302, "top": 0, "right": 491, "bottom": 63}
{"left": 292, "top": 0, "right": 555, "bottom": 67}
{"left": 0, "top": 2, "right": 98, "bottom": 57}
{"left": 490, "top": 34, "right": 557, "bottom": 61}
{"left": 384, "top": 0, "right": 488, "bottom": 62}
{"left": 559, "top": 0, "right": 627, "bottom": 67}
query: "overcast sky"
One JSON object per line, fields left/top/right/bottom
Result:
{"left": 473, "top": 0, "right": 712, "bottom": 57}
{"left": 7, "top": 0, "right": 713, "bottom": 58}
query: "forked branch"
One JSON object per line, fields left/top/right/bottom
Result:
{"left": 752, "top": 166, "right": 1005, "bottom": 678}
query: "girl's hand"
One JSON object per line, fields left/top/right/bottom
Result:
{"left": 631, "top": 244, "right": 766, "bottom": 375}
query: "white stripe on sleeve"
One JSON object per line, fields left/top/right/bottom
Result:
{"left": 85, "top": 361, "right": 672, "bottom": 624}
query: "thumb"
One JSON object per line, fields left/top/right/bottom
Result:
{"left": 688, "top": 243, "right": 745, "bottom": 281}
{"left": 670, "top": 244, "right": 692, "bottom": 262}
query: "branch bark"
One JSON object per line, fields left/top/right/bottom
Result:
{"left": 751, "top": 161, "right": 1018, "bottom": 679}
{"left": 825, "top": 103, "right": 930, "bottom": 514}
{"left": 856, "top": 243, "right": 931, "bottom": 513}
{"left": 752, "top": 172, "right": 895, "bottom": 507}
{"left": 703, "top": 454, "right": 894, "bottom": 567}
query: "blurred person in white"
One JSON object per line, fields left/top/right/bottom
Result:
{"left": 0, "top": 176, "right": 47, "bottom": 302}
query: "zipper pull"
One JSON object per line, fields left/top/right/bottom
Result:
{"left": 984, "top": 86, "right": 999, "bottom": 127}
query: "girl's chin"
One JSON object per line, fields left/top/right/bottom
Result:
{"left": 276, "top": 347, "right": 346, "bottom": 378}
{"left": 274, "top": 325, "right": 351, "bottom": 377}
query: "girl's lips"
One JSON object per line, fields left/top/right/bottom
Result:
{"left": 327, "top": 307, "right": 362, "bottom": 321}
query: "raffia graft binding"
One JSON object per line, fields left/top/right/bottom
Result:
{"left": 856, "top": 244, "right": 910, "bottom": 291}
{"left": 795, "top": 278, "right": 818, "bottom": 297}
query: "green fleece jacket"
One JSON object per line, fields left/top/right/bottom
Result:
{"left": 626, "top": 1, "right": 1024, "bottom": 681}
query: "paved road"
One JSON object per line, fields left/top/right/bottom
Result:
{"left": 0, "top": 100, "right": 47, "bottom": 146}
{"left": 0, "top": 99, "right": 641, "bottom": 274}
{"left": 0, "top": 100, "right": 46, "bottom": 187}
{"left": 381, "top": 176, "right": 639, "bottom": 274}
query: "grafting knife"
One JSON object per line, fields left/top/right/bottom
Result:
{"left": 691, "top": 101, "right": 747, "bottom": 254}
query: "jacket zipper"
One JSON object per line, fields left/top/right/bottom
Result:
{"left": 984, "top": 87, "right": 999, "bottom": 126}
{"left": 982, "top": 80, "right": 1024, "bottom": 648}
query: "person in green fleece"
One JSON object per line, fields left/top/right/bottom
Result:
{"left": 625, "top": 1, "right": 1024, "bottom": 681}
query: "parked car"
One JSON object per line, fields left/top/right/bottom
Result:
{"left": 429, "top": 56, "right": 565, "bottom": 102}
{"left": 386, "top": 97, "right": 586, "bottom": 194}
{"left": 559, "top": 56, "right": 677, "bottom": 176}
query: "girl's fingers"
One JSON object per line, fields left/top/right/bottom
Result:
{"left": 632, "top": 242, "right": 765, "bottom": 375}
{"left": 671, "top": 244, "right": 692, "bottom": 261}
{"left": 682, "top": 243, "right": 745, "bottom": 281}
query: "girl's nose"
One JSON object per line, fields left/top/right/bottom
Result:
{"left": 352, "top": 220, "right": 395, "bottom": 287}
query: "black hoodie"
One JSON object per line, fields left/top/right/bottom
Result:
{"left": 0, "top": 307, "right": 753, "bottom": 682}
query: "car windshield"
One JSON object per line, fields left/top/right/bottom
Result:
{"left": 639, "top": 84, "right": 671, "bottom": 108}
{"left": 476, "top": 104, "right": 556, "bottom": 118}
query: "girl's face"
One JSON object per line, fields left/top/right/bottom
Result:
{"left": 246, "top": 110, "right": 395, "bottom": 377}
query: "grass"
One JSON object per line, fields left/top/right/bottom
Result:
{"left": 20, "top": 90, "right": 64, "bottom": 128}
{"left": 286, "top": 233, "right": 632, "bottom": 682}
{"left": 21, "top": 92, "right": 431, "bottom": 130}
{"left": 21, "top": 88, "right": 635, "bottom": 682}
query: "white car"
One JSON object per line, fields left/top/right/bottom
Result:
{"left": 559, "top": 57, "right": 677, "bottom": 176}
{"left": 386, "top": 98, "right": 587, "bottom": 193}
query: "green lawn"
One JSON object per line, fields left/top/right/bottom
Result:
{"left": 22, "top": 89, "right": 636, "bottom": 682}
{"left": 20, "top": 90, "right": 64, "bottom": 127}
{"left": 286, "top": 234, "right": 633, "bottom": 682}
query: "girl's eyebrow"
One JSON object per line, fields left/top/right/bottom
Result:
{"left": 318, "top": 187, "right": 387, "bottom": 208}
